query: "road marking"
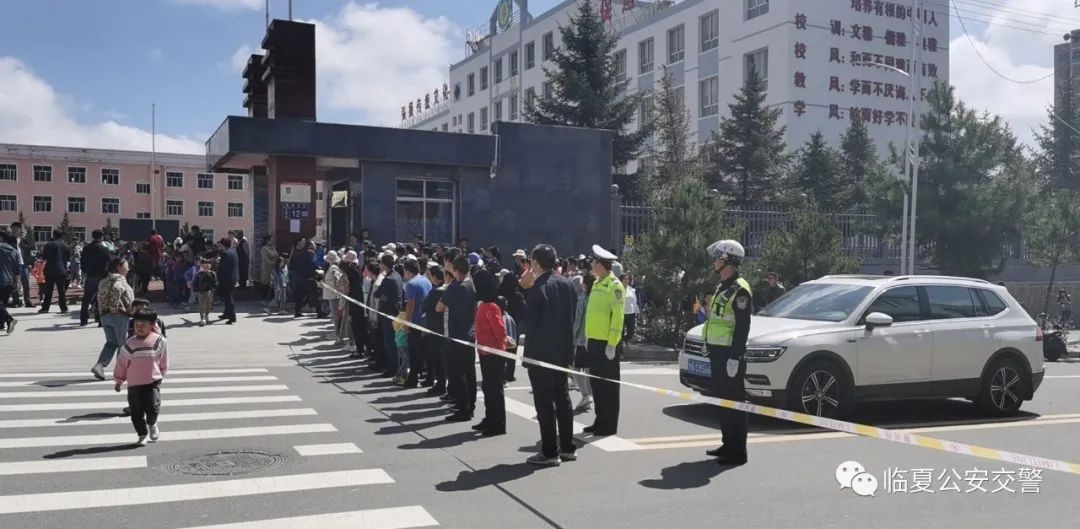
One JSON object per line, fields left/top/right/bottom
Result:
{"left": 0, "top": 395, "right": 302, "bottom": 412}
{"left": 0, "top": 469, "right": 393, "bottom": 515}
{"left": 0, "top": 408, "right": 319, "bottom": 430}
{"left": 0, "top": 369, "right": 269, "bottom": 378}
{"left": 294, "top": 443, "right": 363, "bottom": 456}
{"left": 1045, "top": 375, "right": 1080, "bottom": 379}
{"left": 0, "top": 376, "right": 280, "bottom": 387}
{"left": 0, "top": 456, "right": 147, "bottom": 476}
{"left": 621, "top": 367, "right": 679, "bottom": 376}
{"left": 0, "top": 423, "right": 337, "bottom": 449}
{"left": 502, "top": 396, "right": 642, "bottom": 452}
{"left": 176, "top": 506, "right": 438, "bottom": 529}
{"left": 0, "top": 384, "right": 290, "bottom": 399}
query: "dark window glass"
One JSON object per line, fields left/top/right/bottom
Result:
{"left": 926, "top": 286, "right": 977, "bottom": 319}
{"left": 865, "top": 286, "right": 923, "bottom": 322}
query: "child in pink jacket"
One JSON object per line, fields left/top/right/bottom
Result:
{"left": 114, "top": 308, "right": 169, "bottom": 446}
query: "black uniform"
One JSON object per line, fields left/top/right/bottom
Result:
{"left": 707, "top": 272, "right": 753, "bottom": 465}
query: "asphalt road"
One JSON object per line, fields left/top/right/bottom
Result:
{"left": 1, "top": 303, "right": 1078, "bottom": 529}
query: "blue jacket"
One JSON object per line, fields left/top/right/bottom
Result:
{"left": 0, "top": 242, "right": 17, "bottom": 288}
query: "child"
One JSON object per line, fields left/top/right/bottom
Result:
{"left": 392, "top": 310, "right": 409, "bottom": 385}
{"left": 268, "top": 258, "right": 288, "bottom": 314}
{"left": 31, "top": 258, "right": 45, "bottom": 303}
{"left": 127, "top": 299, "right": 168, "bottom": 338}
{"left": 497, "top": 296, "right": 518, "bottom": 390}
{"left": 193, "top": 259, "right": 217, "bottom": 326}
{"left": 114, "top": 308, "right": 169, "bottom": 446}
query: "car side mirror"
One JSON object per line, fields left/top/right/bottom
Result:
{"left": 865, "top": 312, "right": 893, "bottom": 329}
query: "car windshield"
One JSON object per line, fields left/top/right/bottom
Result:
{"left": 756, "top": 283, "right": 873, "bottom": 322}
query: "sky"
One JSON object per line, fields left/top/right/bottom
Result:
{"left": 0, "top": 0, "right": 1076, "bottom": 155}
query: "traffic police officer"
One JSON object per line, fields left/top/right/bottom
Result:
{"left": 703, "top": 239, "right": 753, "bottom": 466}
{"left": 583, "top": 244, "right": 626, "bottom": 436}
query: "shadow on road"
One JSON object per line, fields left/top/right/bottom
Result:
{"left": 44, "top": 444, "right": 141, "bottom": 459}
{"left": 638, "top": 459, "right": 737, "bottom": 490}
{"left": 399, "top": 430, "right": 479, "bottom": 450}
{"left": 436, "top": 463, "right": 542, "bottom": 491}
{"left": 57, "top": 412, "right": 123, "bottom": 423}
{"left": 38, "top": 379, "right": 100, "bottom": 388}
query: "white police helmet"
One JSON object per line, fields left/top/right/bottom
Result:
{"left": 706, "top": 239, "right": 745, "bottom": 266}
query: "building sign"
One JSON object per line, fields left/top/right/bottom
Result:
{"left": 280, "top": 182, "right": 312, "bottom": 203}
{"left": 496, "top": 0, "right": 512, "bottom": 31}
{"left": 282, "top": 202, "right": 310, "bottom": 220}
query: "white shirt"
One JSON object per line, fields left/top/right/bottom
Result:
{"left": 624, "top": 285, "right": 639, "bottom": 315}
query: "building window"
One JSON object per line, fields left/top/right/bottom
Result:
{"left": 33, "top": 165, "right": 52, "bottom": 182}
{"left": 136, "top": 182, "right": 150, "bottom": 194}
{"left": 166, "top": 171, "right": 183, "bottom": 188}
{"left": 136, "top": 212, "right": 151, "bottom": 219}
{"left": 668, "top": 25, "right": 685, "bottom": 64}
{"left": 316, "top": 191, "right": 324, "bottom": 201}
{"left": 454, "top": 82, "right": 462, "bottom": 101}
{"left": 674, "top": 85, "right": 686, "bottom": 112}
{"left": 0, "top": 195, "right": 15, "bottom": 212}
{"left": 480, "top": 67, "right": 488, "bottom": 91}
{"left": 228, "top": 202, "right": 244, "bottom": 218}
{"left": 166, "top": 200, "right": 183, "bottom": 216}
{"left": 525, "top": 41, "right": 536, "bottom": 69}
{"left": 197, "top": 173, "right": 214, "bottom": 189}
{"left": 101, "top": 168, "right": 120, "bottom": 186}
{"left": 68, "top": 167, "right": 86, "bottom": 184}
{"left": 614, "top": 49, "right": 627, "bottom": 80}
{"left": 395, "top": 179, "right": 455, "bottom": 244}
{"left": 468, "top": 73, "right": 476, "bottom": 96}
{"left": 495, "top": 57, "right": 503, "bottom": 84}
{"left": 480, "top": 107, "right": 489, "bottom": 131}
{"left": 202, "top": 229, "right": 215, "bottom": 243}
{"left": 67, "top": 197, "right": 86, "bottom": 214}
{"left": 0, "top": 164, "right": 15, "bottom": 182}
{"left": 639, "top": 93, "right": 654, "bottom": 125}
{"left": 700, "top": 76, "right": 720, "bottom": 116}
{"left": 198, "top": 201, "right": 214, "bottom": 217}
{"left": 510, "top": 50, "right": 519, "bottom": 76}
{"left": 69, "top": 227, "right": 86, "bottom": 243}
{"left": 543, "top": 81, "right": 554, "bottom": 100}
{"left": 494, "top": 100, "right": 503, "bottom": 122}
{"left": 101, "top": 198, "right": 120, "bottom": 215}
{"left": 744, "top": 47, "right": 769, "bottom": 88}
{"left": 746, "top": 0, "right": 769, "bottom": 20}
{"left": 32, "top": 226, "right": 52, "bottom": 245}
{"left": 701, "top": 10, "right": 720, "bottom": 51}
{"left": 639, "top": 38, "right": 654, "bottom": 73}
{"left": 542, "top": 32, "right": 554, "bottom": 60}
{"left": 467, "top": 112, "right": 476, "bottom": 134}
{"left": 525, "top": 87, "right": 536, "bottom": 110}
{"left": 33, "top": 196, "right": 52, "bottom": 213}
{"left": 441, "top": 123, "right": 449, "bottom": 132}
{"left": 227, "top": 174, "right": 244, "bottom": 190}
{"left": 510, "top": 94, "right": 519, "bottom": 120}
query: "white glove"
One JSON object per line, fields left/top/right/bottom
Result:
{"left": 605, "top": 344, "right": 616, "bottom": 360}
{"left": 726, "top": 358, "right": 739, "bottom": 378}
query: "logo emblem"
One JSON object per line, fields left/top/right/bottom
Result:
{"left": 735, "top": 295, "right": 749, "bottom": 310}
{"left": 497, "top": 0, "right": 512, "bottom": 30}
{"left": 614, "top": 288, "right": 623, "bottom": 300}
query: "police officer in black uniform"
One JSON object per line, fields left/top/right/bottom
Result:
{"left": 702, "top": 239, "right": 753, "bottom": 466}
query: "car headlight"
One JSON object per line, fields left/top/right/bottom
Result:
{"left": 745, "top": 346, "right": 786, "bottom": 362}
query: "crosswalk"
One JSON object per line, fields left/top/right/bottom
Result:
{"left": 0, "top": 367, "right": 440, "bottom": 528}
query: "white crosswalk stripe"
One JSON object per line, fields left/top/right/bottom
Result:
{"left": 0, "top": 370, "right": 439, "bottom": 527}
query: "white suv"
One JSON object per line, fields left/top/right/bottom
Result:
{"left": 678, "top": 275, "right": 1044, "bottom": 418}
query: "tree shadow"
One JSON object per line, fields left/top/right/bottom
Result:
{"left": 638, "top": 459, "right": 738, "bottom": 490}
{"left": 43, "top": 443, "right": 142, "bottom": 459}
{"left": 436, "top": 463, "right": 543, "bottom": 492}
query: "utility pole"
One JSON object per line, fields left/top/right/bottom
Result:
{"left": 265, "top": 0, "right": 269, "bottom": 26}
{"left": 905, "top": 0, "right": 925, "bottom": 275}
{"left": 151, "top": 103, "right": 156, "bottom": 220}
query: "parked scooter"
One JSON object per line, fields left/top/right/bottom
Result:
{"left": 1040, "top": 312, "right": 1069, "bottom": 362}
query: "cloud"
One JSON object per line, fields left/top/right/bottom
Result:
{"left": 0, "top": 57, "right": 204, "bottom": 154}
{"left": 173, "top": 0, "right": 262, "bottom": 10}
{"left": 227, "top": 45, "right": 256, "bottom": 72}
{"left": 229, "top": 2, "right": 459, "bottom": 127}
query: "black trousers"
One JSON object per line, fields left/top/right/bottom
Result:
{"left": 447, "top": 342, "right": 476, "bottom": 414}
{"left": 294, "top": 278, "right": 323, "bottom": 316}
{"left": 527, "top": 365, "right": 575, "bottom": 458}
{"left": 218, "top": 283, "right": 236, "bottom": 321}
{"left": 624, "top": 313, "right": 637, "bottom": 343}
{"left": 369, "top": 319, "right": 386, "bottom": 368}
{"left": 504, "top": 352, "right": 517, "bottom": 381}
{"left": 80, "top": 276, "right": 102, "bottom": 324}
{"left": 40, "top": 273, "right": 68, "bottom": 311}
{"left": 587, "top": 339, "right": 621, "bottom": 432}
{"left": 349, "top": 304, "right": 368, "bottom": 354}
{"left": 427, "top": 333, "right": 446, "bottom": 388}
{"left": 127, "top": 380, "right": 161, "bottom": 437}
{"left": 708, "top": 345, "right": 748, "bottom": 458}
{"left": 479, "top": 354, "right": 506, "bottom": 430}
{"left": 405, "top": 329, "right": 425, "bottom": 384}
{"left": 0, "top": 286, "right": 12, "bottom": 324}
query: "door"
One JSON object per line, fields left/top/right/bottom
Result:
{"left": 926, "top": 286, "right": 993, "bottom": 384}
{"left": 855, "top": 286, "right": 933, "bottom": 386}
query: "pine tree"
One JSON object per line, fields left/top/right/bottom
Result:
{"left": 761, "top": 201, "right": 859, "bottom": 287}
{"left": 103, "top": 216, "right": 119, "bottom": 241}
{"left": 790, "top": 131, "right": 843, "bottom": 210}
{"left": 58, "top": 212, "right": 73, "bottom": 244}
{"left": 525, "top": 0, "right": 650, "bottom": 169}
{"left": 1034, "top": 80, "right": 1080, "bottom": 191}
{"left": 703, "top": 72, "right": 790, "bottom": 205}
{"left": 838, "top": 117, "right": 878, "bottom": 207}
{"left": 643, "top": 67, "right": 700, "bottom": 199}
{"left": 16, "top": 210, "right": 26, "bottom": 228}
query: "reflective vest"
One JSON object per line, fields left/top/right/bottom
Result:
{"left": 704, "top": 277, "right": 752, "bottom": 346}
{"left": 585, "top": 274, "right": 626, "bottom": 346}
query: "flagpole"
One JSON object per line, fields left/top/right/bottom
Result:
{"left": 151, "top": 103, "right": 157, "bottom": 220}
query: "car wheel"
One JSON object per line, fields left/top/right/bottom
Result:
{"left": 788, "top": 361, "right": 852, "bottom": 418}
{"left": 975, "top": 357, "right": 1029, "bottom": 417}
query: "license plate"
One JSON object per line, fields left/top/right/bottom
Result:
{"left": 686, "top": 358, "right": 711, "bottom": 378}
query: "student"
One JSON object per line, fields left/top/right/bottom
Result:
{"left": 193, "top": 259, "right": 218, "bottom": 326}
{"left": 126, "top": 299, "right": 168, "bottom": 338}
{"left": 392, "top": 310, "right": 410, "bottom": 385}
{"left": 267, "top": 258, "right": 288, "bottom": 314}
{"left": 114, "top": 308, "right": 169, "bottom": 446}
{"left": 473, "top": 270, "right": 508, "bottom": 436}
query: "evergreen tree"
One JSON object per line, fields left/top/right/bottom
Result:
{"left": 102, "top": 216, "right": 119, "bottom": 241}
{"left": 761, "top": 201, "right": 859, "bottom": 287}
{"left": 790, "top": 131, "right": 843, "bottom": 210}
{"left": 58, "top": 212, "right": 73, "bottom": 244}
{"left": 643, "top": 67, "right": 700, "bottom": 199}
{"left": 1034, "top": 80, "right": 1080, "bottom": 191}
{"left": 525, "top": 0, "right": 649, "bottom": 169}
{"left": 838, "top": 117, "right": 878, "bottom": 207}
{"left": 703, "top": 73, "right": 790, "bottom": 205}
{"left": 1025, "top": 189, "right": 1080, "bottom": 313}
{"left": 16, "top": 210, "right": 26, "bottom": 228}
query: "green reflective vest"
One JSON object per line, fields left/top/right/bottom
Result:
{"left": 585, "top": 274, "right": 626, "bottom": 346}
{"left": 704, "top": 277, "right": 752, "bottom": 346}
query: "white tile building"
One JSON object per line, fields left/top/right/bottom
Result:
{"left": 403, "top": 0, "right": 949, "bottom": 167}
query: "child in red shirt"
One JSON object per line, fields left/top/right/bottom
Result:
{"left": 473, "top": 270, "right": 508, "bottom": 436}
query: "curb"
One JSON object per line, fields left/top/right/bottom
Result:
{"left": 623, "top": 343, "right": 678, "bottom": 362}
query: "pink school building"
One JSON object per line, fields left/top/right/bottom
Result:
{"left": 0, "top": 143, "right": 254, "bottom": 247}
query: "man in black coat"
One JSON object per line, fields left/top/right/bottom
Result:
{"left": 215, "top": 238, "right": 238, "bottom": 324}
{"left": 79, "top": 230, "right": 112, "bottom": 326}
{"left": 38, "top": 230, "right": 71, "bottom": 313}
{"left": 8, "top": 222, "right": 34, "bottom": 308}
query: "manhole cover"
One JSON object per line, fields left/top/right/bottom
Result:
{"left": 163, "top": 450, "right": 286, "bottom": 477}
